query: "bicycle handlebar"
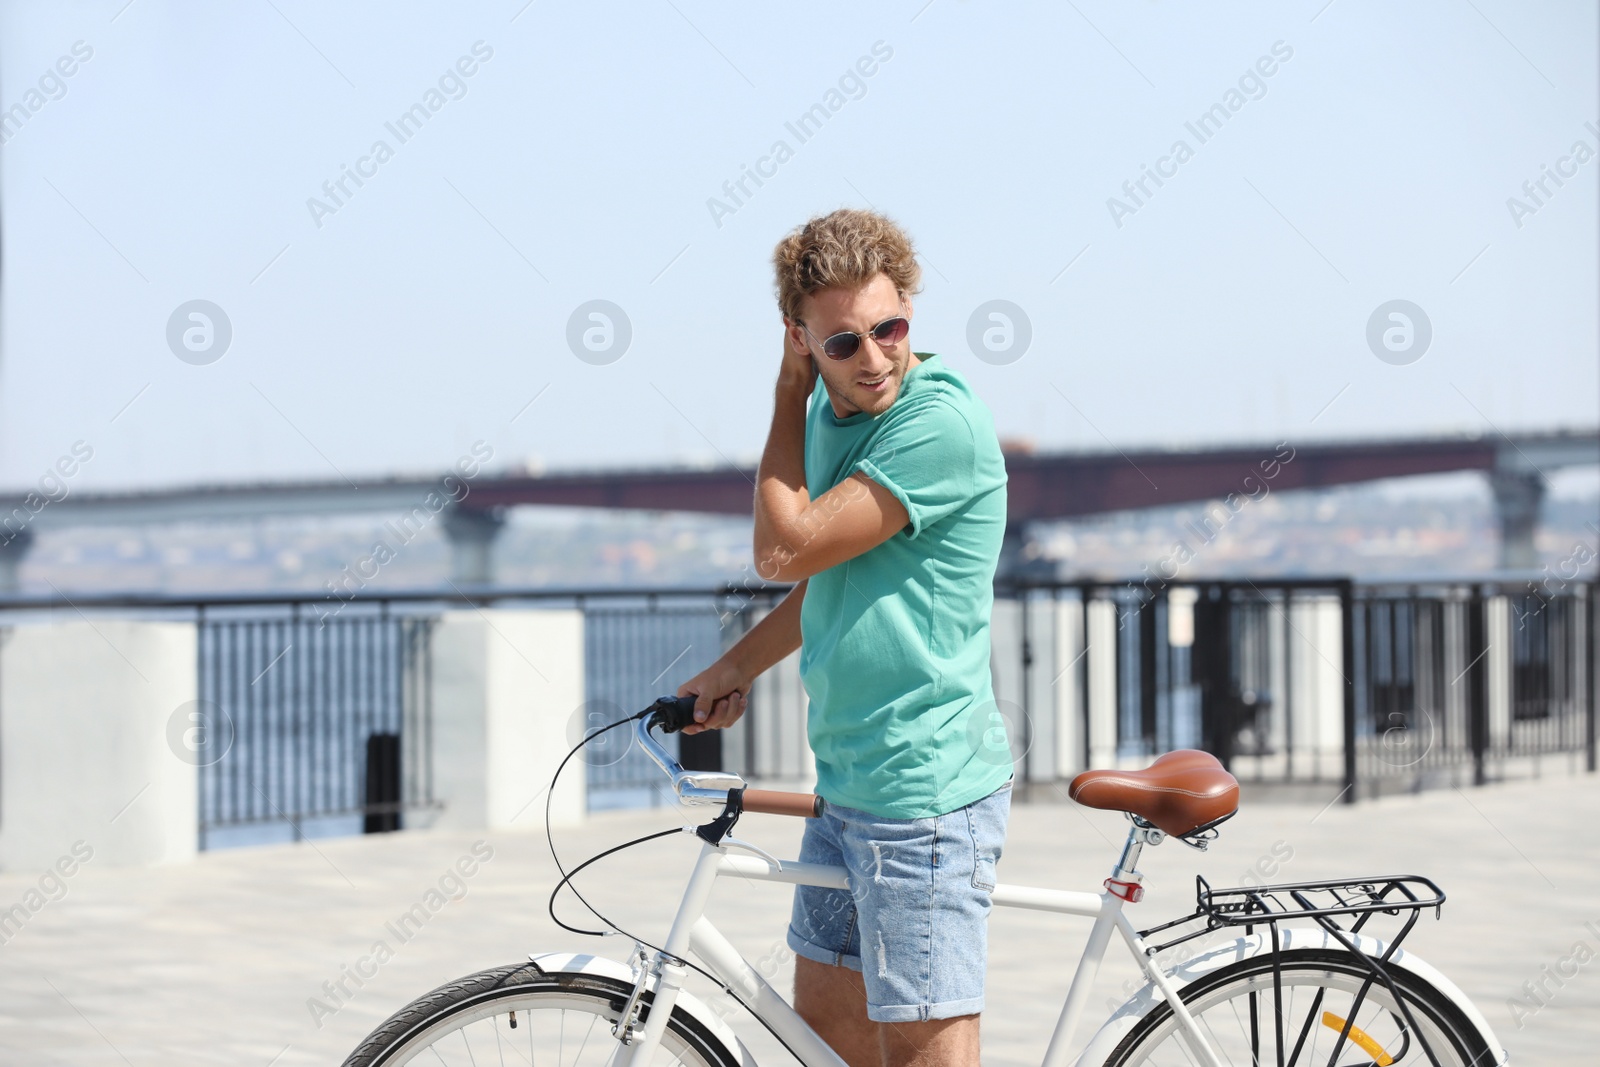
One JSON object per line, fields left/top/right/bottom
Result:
{"left": 647, "top": 694, "right": 702, "bottom": 733}
{"left": 741, "top": 789, "right": 825, "bottom": 818}
{"left": 637, "top": 695, "right": 824, "bottom": 818}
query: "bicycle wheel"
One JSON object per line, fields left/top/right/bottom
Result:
{"left": 1103, "top": 948, "right": 1493, "bottom": 1066}
{"left": 343, "top": 963, "right": 743, "bottom": 1067}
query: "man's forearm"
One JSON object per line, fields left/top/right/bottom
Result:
{"left": 752, "top": 376, "right": 812, "bottom": 577}
{"left": 727, "top": 579, "right": 806, "bottom": 681}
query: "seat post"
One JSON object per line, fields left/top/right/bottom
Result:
{"left": 1114, "top": 822, "right": 1144, "bottom": 881}
{"left": 1113, "top": 817, "right": 1165, "bottom": 882}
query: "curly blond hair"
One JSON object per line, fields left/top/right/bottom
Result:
{"left": 771, "top": 208, "right": 923, "bottom": 324}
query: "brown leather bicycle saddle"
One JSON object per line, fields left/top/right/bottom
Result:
{"left": 1068, "top": 750, "right": 1239, "bottom": 837}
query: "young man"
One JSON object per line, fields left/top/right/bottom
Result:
{"left": 676, "top": 208, "right": 1013, "bottom": 1067}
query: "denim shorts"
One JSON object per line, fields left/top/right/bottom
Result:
{"left": 785, "top": 776, "right": 1012, "bottom": 1023}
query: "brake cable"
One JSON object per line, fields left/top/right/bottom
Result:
{"left": 541, "top": 701, "right": 830, "bottom": 1067}
{"left": 543, "top": 705, "right": 751, "bottom": 1004}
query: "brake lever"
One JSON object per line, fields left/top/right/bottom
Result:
{"left": 718, "top": 836, "right": 783, "bottom": 871}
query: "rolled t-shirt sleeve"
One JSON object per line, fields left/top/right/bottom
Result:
{"left": 852, "top": 397, "right": 976, "bottom": 540}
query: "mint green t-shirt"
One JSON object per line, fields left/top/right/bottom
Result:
{"left": 797, "top": 351, "right": 1013, "bottom": 819}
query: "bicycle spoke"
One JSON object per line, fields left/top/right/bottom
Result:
{"left": 569, "top": 1010, "right": 600, "bottom": 1067}
{"left": 1112, "top": 960, "right": 1480, "bottom": 1067}
{"left": 1224, "top": 993, "right": 1256, "bottom": 1065}
{"left": 340, "top": 967, "right": 734, "bottom": 1067}
{"left": 496, "top": 1014, "right": 532, "bottom": 1066}
{"left": 1285, "top": 985, "right": 1326, "bottom": 1066}
{"left": 1192, "top": 1006, "right": 1230, "bottom": 1065}
{"left": 1386, "top": 1008, "right": 1414, "bottom": 1062}
{"left": 1248, "top": 986, "right": 1260, "bottom": 1067}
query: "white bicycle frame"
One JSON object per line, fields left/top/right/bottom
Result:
{"left": 596, "top": 718, "right": 1231, "bottom": 1067}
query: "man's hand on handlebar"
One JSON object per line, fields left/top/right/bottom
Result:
{"left": 676, "top": 657, "right": 752, "bottom": 735}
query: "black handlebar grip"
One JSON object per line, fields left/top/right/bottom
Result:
{"left": 648, "top": 694, "right": 701, "bottom": 733}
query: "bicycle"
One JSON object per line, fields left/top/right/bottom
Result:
{"left": 343, "top": 695, "right": 1508, "bottom": 1066}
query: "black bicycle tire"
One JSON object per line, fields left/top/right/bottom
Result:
{"left": 1101, "top": 947, "right": 1493, "bottom": 1066}
{"left": 341, "top": 963, "right": 743, "bottom": 1067}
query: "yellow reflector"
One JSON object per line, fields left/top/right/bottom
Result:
{"left": 1321, "top": 1011, "right": 1394, "bottom": 1066}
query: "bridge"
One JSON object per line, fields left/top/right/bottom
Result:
{"left": 0, "top": 428, "right": 1594, "bottom": 589}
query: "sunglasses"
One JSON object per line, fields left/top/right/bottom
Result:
{"left": 797, "top": 296, "right": 910, "bottom": 361}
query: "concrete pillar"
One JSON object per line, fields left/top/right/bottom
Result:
{"left": 1488, "top": 468, "right": 1545, "bottom": 570}
{"left": 0, "top": 527, "right": 35, "bottom": 594}
{"left": 1086, "top": 598, "right": 1119, "bottom": 768}
{"left": 424, "top": 608, "right": 585, "bottom": 831}
{"left": 443, "top": 507, "right": 507, "bottom": 585}
{"left": 1485, "top": 595, "right": 1512, "bottom": 754}
{"left": 1285, "top": 596, "right": 1348, "bottom": 781}
{"left": 1052, "top": 596, "right": 1085, "bottom": 778}
{"left": 0, "top": 619, "right": 197, "bottom": 869}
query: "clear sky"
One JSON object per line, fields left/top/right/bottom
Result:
{"left": 1, "top": 0, "right": 1595, "bottom": 494}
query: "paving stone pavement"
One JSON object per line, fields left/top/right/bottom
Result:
{"left": 0, "top": 772, "right": 1595, "bottom": 1065}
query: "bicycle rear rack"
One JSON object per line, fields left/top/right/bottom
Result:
{"left": 1138, "top": 875, "right": 1450, "bottom": 1067}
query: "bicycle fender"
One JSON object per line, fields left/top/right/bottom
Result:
{"left": 528, "top": 951, "right": 758, "bottom": 1067}
{"left": 1070, "top": 925, "right": 1507, "bottom": 1067}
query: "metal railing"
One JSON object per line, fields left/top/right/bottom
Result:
{"left": 988, "top": 576, "right": 1597, "bottom": 803}
{"left": 567, "top": 582, "right": 813, "bottom": 806}
{"left": 195, "top": 604, "right": 435, "bottom": 847}
{"left": 185, "top": 586, "right": 800, "bottom": 838}
{"left": 190, "top": 586, "right": 797, "bottom": 837}
{"left": 987, "top": 577, "right": 1357, "bottom": 790}
{"left": 576, "top": 589, "right": 746, "bottom": 808}
{"left": 0, "top": 573, "right": 1590, "bottom": 848}
{"left": 1351, "top": 581, "right": 1596, "bottom": 795}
